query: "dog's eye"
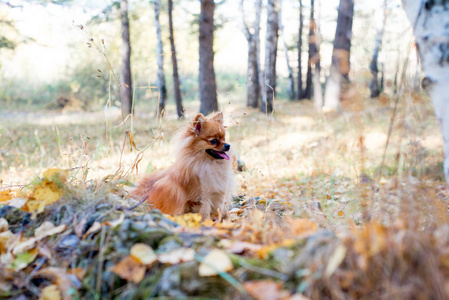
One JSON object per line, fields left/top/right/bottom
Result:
{"left": 210, "top": 139, "right": 218, "bottom": 145}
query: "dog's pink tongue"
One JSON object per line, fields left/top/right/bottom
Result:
{"left": 219, "top": 152, "right": 230, "bottom": 160}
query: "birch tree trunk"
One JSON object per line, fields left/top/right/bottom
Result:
{"left": 199, "top": 0, "right": 218, "bottom": 115}
{"left": 369, "top": 0, "right": 387, "bottom": 98}
{"left": 153, "top": 0, "right": 167, "bottom": 116}
{"left": 323, "top": 0, "right": 354, "bottom": 111}
{"left": 297, "top": 0, "right": 304, "bottom": 100}
{"left": 120, "top": 0, "right": 133, "bottom": 116}
{"left": 168, "top": 0, "right": 184, "bottom": 118}
{"left": 240, "top": 0, "right": 262, "bottom": 108}
{"left": 313, "top": 0, "right": 323, "bottom": 110}
{"left": 261, "top": 0, "right": 279, "bottom": 114}
{"left": 304, "top": 0, "right": 318, "bottom": 100}
{"left": 402, "top": 0, "right": 449, "bottom": 184}
{"left": 279, "top": 0, "right": 295, "bottom": 100}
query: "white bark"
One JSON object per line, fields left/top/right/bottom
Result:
{"left": 402, "top": 1, "right": 449, "bottom": 183}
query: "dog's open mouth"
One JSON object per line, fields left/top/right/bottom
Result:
{"left": 206, "top": 149, "right": 230, "bottom": 160}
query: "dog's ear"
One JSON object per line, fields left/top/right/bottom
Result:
{"left": 212, "top": 112, "right": 224, "bottom": 125}
{"left": 192, "top": 113, "right": 205, "bottom": 134}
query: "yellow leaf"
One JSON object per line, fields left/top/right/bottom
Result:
{"left": 202, "top": 219, "right": 215, "bottom": 227}
{"left": 42, "top": 169, "right": 68, "bottom": 183}
{"left": 33, "top": 181, "right": 63, "bottom": 205}
{"left": 168, "top": 213, "right": 202, "bottom": 228}
{"left": 130, "top": 243, "right": 157, "bottom": 265}
{"left": 110, "top": 256, "right": 146, "bottom": 284}
{"left": 257, "top": 239, "right": 296, "bottom": 259}
{"left": 0, "top": 189, "right": 20, "bottom": 202}
{"left": 198, "top": 249, "right": 233, "bottom": 277}
{"left": 39, "top": 284, "right": 62, "bottom": 300}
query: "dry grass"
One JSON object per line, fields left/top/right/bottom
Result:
{"left": 1, "top": 91, "right": 449, "bottom": 299}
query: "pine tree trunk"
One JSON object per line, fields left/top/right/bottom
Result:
{"left": 261, "top": 0, "right": 279, "bottom": 114}
{"left": 297, "top": 0, "right": 304, "bottom": 100}
{"left": 323, "top": 0, "right": 354, "bottom": 111}
{"left": 369, "top": 1, "right": 387, "bottom": 98}
{"left": 199, "top": 0, "right": 218, "bottom": 115}
{"left": 153, "top": 0, "right": 167, "bottom": 116}
{"left": 168, "top": 0, "right": 184, "bottom": 118}
{"left": 120, "top": 0, "right": 133, "bottom": 116}
{"left": 402, "top": 0, "right": 449, "bottom": 184}
{"left": 240, "top": 0, "right": 262, "bottom": 108}
{"left": 279, "top": 0, "right": 295, "bottom": 100}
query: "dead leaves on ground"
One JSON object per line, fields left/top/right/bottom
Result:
{"left": 1, "top": 168, "right": 69, "bottom": 215}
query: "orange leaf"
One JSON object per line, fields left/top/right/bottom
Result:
{"left": 110, "top": 256, "right": 146, "bottom": 284}
{"left": 290, "top": 218, "right": 318, "bottom": 238}
{"left": 243, "top": 280, "right": 289, "bottom": 300}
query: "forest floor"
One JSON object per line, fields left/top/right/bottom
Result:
{"left": 1, "top": 92, "right": 449, "bottom": 299}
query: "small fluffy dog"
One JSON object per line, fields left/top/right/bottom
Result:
{"left": 131, "top": 112, "right": 235, "bottom": 220}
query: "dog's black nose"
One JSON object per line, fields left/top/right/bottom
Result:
{"left": 224, "top": 143, "right": 230, "bottom": 151}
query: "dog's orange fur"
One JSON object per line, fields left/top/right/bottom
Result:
{"left": 131, "top": 112, "right": 235, "bottom": 220}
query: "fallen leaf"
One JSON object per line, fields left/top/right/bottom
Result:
{"left": 243, "top": 280, "right": 288, "bottom": 300}
{"left": 202, "top": 219, "right": 215, "bottom": 227}
{"left": 226, "top": 241, "right": 262, "bottom": 255}
{"left": 73, "top": 217, "right": 87, "bottom": 238}
{"left": 36, "top": 267, "right": 81, "bottom": 300}
{"left": 35, "top": 222, "right": 67, "bottom": 241}
{"left": 257, "top": 239, "right": 296, "bottom": 259}
{"left": 33, "top": 181, "right": 63, "bottom": 204}
{"left": 0, "top": 218, "right": 8, "bottom": 232}
{"left": 158, "top": 247, "right": 195, "bottom": 264}
{"left": 0, "top": 189, "right": 19, "bottom": 202}
{"left": 39, "top": 284, "right": 62, "bottom": 300}
{"left": 105, "top": 213, "right": 125, "bottom": 228}
{"left": 12, "top": 238, "right": 37, "bottom": 255}
{"left": 11, "top": 248, "right": 38, "bottom": 271}
{"left": 42, "top": 168, "right": 69, "bottom": 183}
{"left": 198, "top": 249, "right": 233, "bottom": 277}
{"left": 168, "top": 213, "right": 202, "bottom": 228}
{"left": 7, "top": 197, "right": 27, "bottom": 209}
{"left": 110, "top": 256, "right": 146, "bottom": 284}
{"left": 354, "top": 221, "right": 387, "bottom": 259}
{"left": 290, "top": 218, "right": 318, "bottom": 238}
{"left": 0, "top": 230, "right": 15, "bottom": 253}
{"left": 130, "top": 243, "right": 157, "bottom": 265}
{"left": 324, "top": 244, "right": 347, "bottom": 277}
{"left": 83, "top": 222, "right": 102, "bottom": 238}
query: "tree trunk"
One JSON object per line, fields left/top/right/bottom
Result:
{"left": 153, "top": 0, "right": 167, "bottom": 116}
{"left": 240, "top": 0, "right": 262, "bottom": 108}
{"left": 369, "top": 0, "right": 387, "bottom": 98}
{"left": 323, "top": 0, "right": 354, "bottom": 111}
{"left": 279, "top": 0, "right": 295, "bottom": 100}
{"left": 402, "top": 0, "right": 449, "bottom": 184}
{"left": 313, "top": 0, "right": 323, "bottom": 110}
{"left": 120, "top": 0, "right": 133, "bottom": 116}
{"left": 261, "top": 0, "right": 279, "bottom": 114}
{"left": 199, "top": 0, "right": 218, "bottom": 115}
{"left": 168, "top": 0, "right": 184, "bottom": 118}
{"left": 297, "top": 0, "right": 304, "bottom": 100}
{"left": 304, "top": 0, "right": 319, "bottom": 100}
